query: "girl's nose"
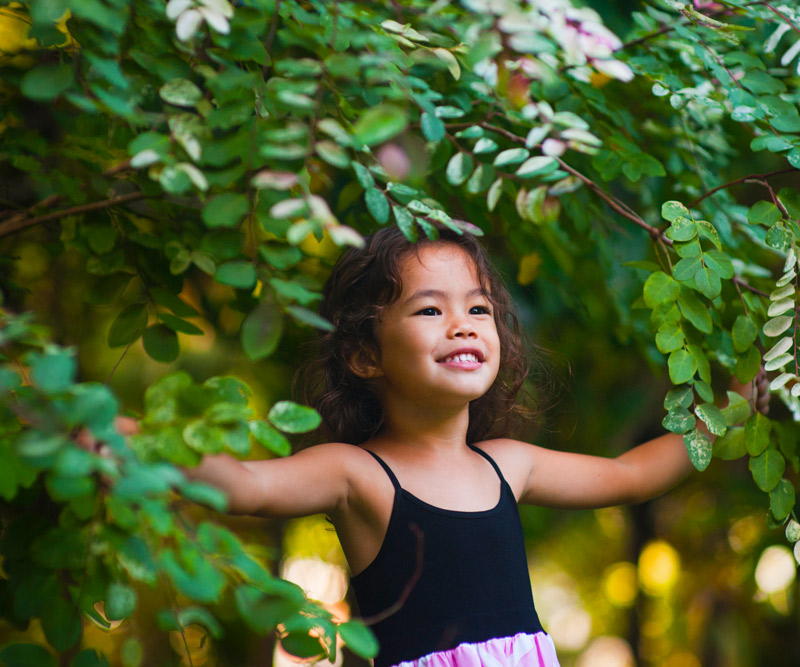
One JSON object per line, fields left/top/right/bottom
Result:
{"left": 450, "top": 322, "right": 477, "bottom": 338}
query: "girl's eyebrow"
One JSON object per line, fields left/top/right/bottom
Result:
{"left": 404, "top": 287, "right": 486, "bottom": 304}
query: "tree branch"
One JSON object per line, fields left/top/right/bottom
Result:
{"left": 688, "top": 167, "right": 798, "bottom": 208}
{"left": 0, "top": 192, "right": 145, "bottom": 239}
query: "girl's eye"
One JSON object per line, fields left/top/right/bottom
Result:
{"left": 470, "top": 306, "right": 492, "bottom": 315}
{"left": 417, "top": 307, "right": 441, "bottom": 316}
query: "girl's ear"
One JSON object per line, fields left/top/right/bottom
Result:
{"left": 348, "top": 350, "right": 383, "bottom": 379}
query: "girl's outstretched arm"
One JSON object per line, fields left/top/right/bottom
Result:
{"left": 497, "top": 372, "right": 770, "bottom": 510}
{"left": 79, "top": 417, "right": 355, "bottom": 518}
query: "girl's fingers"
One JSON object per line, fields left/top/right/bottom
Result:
{"left": 114, "top": 416, "right": 140, "bottom": 435}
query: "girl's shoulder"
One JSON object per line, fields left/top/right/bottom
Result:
{"left": 471, "top": 438, "right": 539, "bottom": 498}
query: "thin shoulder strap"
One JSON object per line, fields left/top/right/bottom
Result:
{"left": 468, "top": 444, "right": 506, "bottom": 484}
{"left": 364, "top": 450, "right": 401, "bottom": 490}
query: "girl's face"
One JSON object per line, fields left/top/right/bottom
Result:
{"left": 370, "top": 243, "right": 501, "bottom": 410}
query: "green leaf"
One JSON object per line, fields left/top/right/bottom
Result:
{"left": 446, "top": 152, "right": 474, "bottom": 186}
{"left": 202, "top": 193, "right": 249, "bottom": 228}
{"left": 769, "top": 478, "right": 795, "bottom": 520}
{"left": 393, "top": 205, "right": 417, "bottom": 241}
{"left": 662, "top": 408, "right": 695, "bottom": 434}
{"left": 41, "top": 596, "right": 81, "bottom": 652}
{"left": 713, "top": 426, "right": 746, "bottom": 460}
{"left": 280, "top": 634, "right": 325, "bottom": 659}
{"left": 0, "top": 644, "right": 56, "bottom": 667}
{"left": 143, "top": 325, "right": 179, "bottom": 363}
{"left": 268, "top": 401, "right": 321, "bottom": 433}
{"left": 241, "top": 301, "right": 283, "bottom": 360}
{"left": 353, "top": 105, "right": 408, "bottom": 146}
{"left": 678, "top": 291, "right": 713, "bottom": 333}
{"left": 666, "top": 217, "right": 697, "bottom": 242}
{"left": 420, "top": 112, "right": 445, "bottom": 142}
{"left": 749, "top": 448, "right": 785, "bottom": 492}
{"left": 338, "top": 620, "right": 379, "bottom": 659}
{"left": 249, "top": 420, "right": 291, "bottom": 456}
{"left": 493, "top": 148, "right": 530, "bottom": 167}
{"left": 643, "top": 272, "right": 680, "bottom": 308}
{"left": 735, "top": 346, "right": 761, "bottom": 384}
{"left": 747, "top": 200, "right": 782, "bottom": 226}
{"left": 108, "top": 304, "right": 148, "bottom": 347}
{"left": 30, "top": 349, "right": 76, "bottom": 394}
{"left": 721, "top": 391, "right": 751, "bottom": 426}
{"left": 695, "top": 403, "right": 727, "bottom": 436}
{"left": 732, "top": 314, "right": 758, "bottom": 352}
{"left": 150, "top": 288, "right": 198, "bottom": 318}
{"left": 673, "top": 256, "right": 701, "bottom": 282}
{"left": 694, "top": 263, "right": 721, "bottom": 299}
{"left": 668, "top": 349, "right": 696, "bottom": 384}
{"left": 180, "top": 481, "right": 229, "bottom": 511}
{"left": 106, "top": 583, "right": 137, "bottom": 621}
{"left": 661, "top": 201, "right": 690, "bottom": 222}
{"left": 365, "top": 188, "right": 390, "bottom": 224}
{"left": 183, "top": 420, "right": 225, "bottom": 454}
{"left": 159, "top": 78, "right": 203, "bottom": 106}
{"left": 21, "top": 64, "right": 74, "bottom": 101}
{"left": 71, "top": 649, "right": 110, "bottom": 667}
{"left": 215, "top": 262, "right": 257, "bottom": 289}
{"left": 286, "top": 306, "right": 334, "bottom": 331}
{"left": 693, "top": 379, "right": 713, "bottom": 404}
{"left": 745, "top": 412, "right": 771, "bottom": 456}
{"left": 704, "top": 251, "right": 734, "bottom": 279}
{"left": 516, "top": 156, "right": 558, "bottom": 178}
{"left": 664, "top": 385, "right": 693, "bottom": 410}
{"left": 487, "top": 178, "right": 503, "bottom": 211}
{"left": 177, "top": 608, "right": 224, "bottom": 639}
{"left": 684, "top": 428, "right": 712, "bottom": 471}
{"left": 159, "top": 313, "right": 203, "bottom": 335}
{"left": 655, "top": 322, "right": 684, "bottom": 353}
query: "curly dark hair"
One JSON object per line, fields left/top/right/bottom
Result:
{"left": 299, "top": 226, "right": 533, "bottom": 445}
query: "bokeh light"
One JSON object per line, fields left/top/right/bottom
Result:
{"left": 638, "top": 540, "right": 680, "bottom": 596}
{"left": 754, "top": 545, "right": 796, "bottom": 594}
{"left": 576, "top": 635, "right": 634, "bottom": 667}
{"left": 602, "top": 562, "right": 637, "bottom": 607}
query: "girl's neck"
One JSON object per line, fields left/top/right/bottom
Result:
{"left": 373, "top": 401, "right": 471, "bottom": 454}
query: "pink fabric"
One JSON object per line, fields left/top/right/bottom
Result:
{"left": 391, "top": 632, "right": 561, "bottom": 667}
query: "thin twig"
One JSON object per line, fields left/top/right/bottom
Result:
{"left": 0, "top": 192, "right": 145, "bottom": 239}
{"left": 688, "top": 168, "right": 798, "bottom": 208}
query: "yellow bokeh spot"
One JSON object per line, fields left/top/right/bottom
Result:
{"left": 0, "top": 5, "right": 37, "bottom": 55}
{"left": 298, "top": 226, "right": 339, "bottom": 259}
{"left": 283, "top": 514, "right": 346, "bottom": 567}
{"left": 663, "top": 652, "right": 701, "bottom": 667}
{"left": 638, "top": 540, "right": 680, "bottom": 596}
{"left": 517, "top": 252, "right": 542, "bottom": 285}
{"left": 602, "top": 562, "right": 637, "bottom": 607}
{"left": 590, "top": 71, "right": 613, "bottom": 88}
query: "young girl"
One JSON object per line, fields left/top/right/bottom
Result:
{"left": 108, "top": 226, "right": 764, "bottom": 666}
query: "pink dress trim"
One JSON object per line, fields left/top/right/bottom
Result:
{"left": 389, "top": 632, "right": 560, "bottom": 667}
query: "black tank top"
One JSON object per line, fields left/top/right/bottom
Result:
{"left": 350, "top": 445, "right": 544, "bottom": 667}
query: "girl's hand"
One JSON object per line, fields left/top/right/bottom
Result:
{"left": 73, "top": 416, "right": 140, "bottom": 456}
{"left": 729, "top": 368, "right": 770, "bottom": 416}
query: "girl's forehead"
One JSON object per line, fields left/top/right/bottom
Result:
{"left": 397, "top": 243, "right": 487, "bottom": 292}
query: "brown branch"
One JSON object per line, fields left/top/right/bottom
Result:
{"left": 0, "top": 192, "right": 145, "bottom": 239}
{"left": 763, "top": 2, "right": 800, "bottom": 36}
{"left": 617, "top": 2, "right": 762, "bottom": 52}
{"left": 0, "top": 160, "right": 133, "bottom": 227}
{"left": 554, "top": 158, "right": 671, "bottom": 245}
{"left": 733, "top": 276, "right": 769, "bottom": 299}
{"left": 688, "top": 168, "right": 798, "bottom": 208}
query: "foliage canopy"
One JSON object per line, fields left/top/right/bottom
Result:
{"left": 1, "top": 0, "right": 800, "bottom": 663}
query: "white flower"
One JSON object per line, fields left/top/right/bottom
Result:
{"left": 166, "top": 0, "right": 233, "bottom": 42}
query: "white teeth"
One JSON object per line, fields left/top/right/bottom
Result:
{"left": 444, "top": 353, "right": 479, "bottom": 363}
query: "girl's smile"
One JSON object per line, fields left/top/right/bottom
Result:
{"left": 371, "top": 244, "right": 501, "bottom": 409}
